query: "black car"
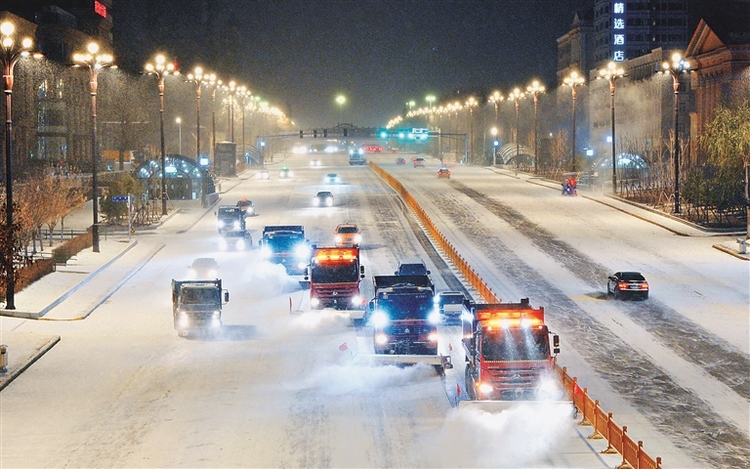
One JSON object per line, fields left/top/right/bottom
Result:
{"left": 607, "top": 271, "right": 649, "bottom": 300}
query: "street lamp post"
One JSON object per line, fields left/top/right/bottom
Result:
{"left": 336, "top": 95, "right": 346, "bottom": 125}
{"left": 206, "top": 74, "right": 221, "bottom": 168}
{"left": 491, "top": 127, "right": 498, "bottom": 166}
{"left": 508, "top": 88, "right": 524, "bottom": 176}
{"left": 426, "top": 95, "right": 435, "bottom": 111}
{"left": 144, "top": 54, "right": 178, "bottom": 216}
{"left": 660, "top": 53, "right": 691, "bottom": 214}
{"left": 185, "top": 67, "right": 204, "bottom": 161}
{"left": 1, "top": 21, "right": 34, "bottom": 310}
{"left": 598, "top": 62, "right": 625, "bottom": 194}
{"left": 73, "top": 42, "right": 113, "bottom": 255}
{"left": 238, "top": 86, "right": 249, "bottom": 158}
{"left": 563, "top": 71, "right": 585, "bottom": 173}
{"left": 466, "top": 97, "right": 477, "bottom": 163}
{"left": 527, "top": 80, "right": 545, "bottom": 175}
{"left": 175, "top": 117, "right": 182, "bottom": 154}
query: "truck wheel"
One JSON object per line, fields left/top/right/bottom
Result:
{"left": 464, "top": 364, "right": 476, "bottom": 400}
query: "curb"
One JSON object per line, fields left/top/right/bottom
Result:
{"left": 0, "top": 335, "right": 61, "bottom": 392}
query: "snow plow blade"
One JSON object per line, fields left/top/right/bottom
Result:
{"left": 458, "top": 400, "right": 576, "bottom": 416}
{"left": 354, "top": 353, "right": 453, "bottom": 370}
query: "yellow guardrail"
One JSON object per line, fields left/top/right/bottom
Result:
{"left": 371, "top": 161, "right": 663, "bottom": 469}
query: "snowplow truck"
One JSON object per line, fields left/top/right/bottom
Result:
{"left": 462, "top": 298, "right": 562, "bottom": 404}
{"left": 216, "top": 205, "right": 246, "bottom": 236}
{"left": 171, "top": 279, "right": 229, "bottom": 337}
{"left": 258, "top": 225, "right": 310, "bottom": 275}
{"left": 364, "top": 275, "right": 451, "bottom": 371}
{"left": 306, "top": 246, "right": 365, "bottom": 312}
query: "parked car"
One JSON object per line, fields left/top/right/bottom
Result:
{"left": 607, "top": 271, "right": 649, "bottom": 300}
{"left": 437, "top": 167, "right": 451, "bottom": 178}
{"left": 414, "top": 157, "right": 426, "bottom": 167}
{"left": 313, "top": 190, "right": 334, "bottom": 207}
{"left": 334, "top": 223, "right": 362, "bottom": 247}
{"left": 396, "top": 157, "right": 406, "bottom": 165}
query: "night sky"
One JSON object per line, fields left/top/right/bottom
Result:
{"left": 113, "top": 0, "right": 593, "bottom": 128}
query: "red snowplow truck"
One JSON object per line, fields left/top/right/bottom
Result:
{"left": 462, "top": 298, "right": 563, "bottom": 408}
{"left": 306, "top": 246, "right": 365, "bottom": 313}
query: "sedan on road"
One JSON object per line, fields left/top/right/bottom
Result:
{"left": 396, "top": 157, "right": 406, "bottom": 165}
{"left": 437, "top": 167, "right": 451, "bottom": 179}
{"left": 334, "top": 223, "right": 361, "bottom": 247}
{"left": 313, "top": 191, "right": 334, "bottom": 207}
{"left": 607, "top": 271, "right": 649, "bottom": 300}
{"left": 325, "top": 173, "right": 341, "bottom": 184}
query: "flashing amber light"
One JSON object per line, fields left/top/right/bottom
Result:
{"left": 314, "top": 247, "right": 358, "bottom": 262}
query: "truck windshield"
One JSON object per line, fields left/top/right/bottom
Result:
{"left": 180, "top": 287, "right": 219, "bottom": 305}
{"left": 378, "top": 293, "right": 433, "bottom": 320}
{"left": 311, "top": 263, "right": 359, "bottom": 283}
{"left": 481, "top": 328, "right": 550, "bottom": 361}
{"left": 266, "top": 236, "right": 303, "bottom": 253}
{"left": 219, "top": 208, "right": 240, "bottom": 218}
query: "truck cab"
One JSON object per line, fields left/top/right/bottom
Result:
{"left": 368, "top": 275, "right": 440, "bottom": 355}
{"left": 306, "top": 246, "right": 365, "bottom": 310}
{"left": 216, "top": 205, "right": 246, "bottom": 235}
{"left": 171, "top": 279, "right": 229, "bottom": 337}
{"left": 259, "top": 225, "right": 310, "bottom": 275}
{"left": 462, "top": 299, "right": 560, "bottom": 400}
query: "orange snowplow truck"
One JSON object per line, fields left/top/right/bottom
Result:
{"left": 462, "top": 298, "right": 560, "bottom": 401}
{"left": 306, "top": 246, "right": 365, "bottom": 311}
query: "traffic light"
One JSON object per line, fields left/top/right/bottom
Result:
{"left": 323, "top": 129, "right": 328, "bottom": 138}
{"left": 300, "top": 130, "right": 304, "bottom": 139}
{"left": 379, "top": 130, "right": 388, "bottom": 139}
{"left": 313, "top": 129, "right": 318, "bottom": 138}
{"left": 343, "top": 128, "right": 348, "bottom": 137}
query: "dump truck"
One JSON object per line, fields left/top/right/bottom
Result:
{"left": 306, "top": 246, "right": 366, "bottom": 314}
{"left": 171, "top": 279, "right": 229, "bottom": 337}
{"left": 216, "top": 205, "right": 246, "bottom": 236}
{"left": 259, "top": 225, "right": 310, "bottom": 275}
{"left": 363, "top": 275, "right": 451, "bottom": 372}
{"left": 461, "top": 298, "right": 572, "bottom": 412}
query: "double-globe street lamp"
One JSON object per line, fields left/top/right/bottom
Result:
{"left": 1, "top": 21, "right": 35, "bottom": 310}
{"left": 563, "top": 71, "right": 586, "bottom": 173}
{"left": 527, "top": 80, "right": 545, "bottom": 175}
{"left": 660, "top": 53, "right": 691, "bottom": 214}
{"left": 72, "top": 42, "right": 113, "bottom": 254}
{"left": 144, "top": 54, "right": 178, "bottom": 216}
{"left": 336, "top": 95, "right": 346, "bottom": 125}
{"left": 598, "top": 61, "right": 626, "bottom": 194}
{"left": 185, "top": 67, "right": 205, "bottom": 161}
{"left": 508, "top": 88, "right": 524, "bottom": 176}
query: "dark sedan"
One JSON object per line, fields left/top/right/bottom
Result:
{"left": 607, "top": 271, "right": 649, "bottom": 300}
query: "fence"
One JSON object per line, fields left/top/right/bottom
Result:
{"left": 370, "top": 161, "right": 663, "bottom": 469}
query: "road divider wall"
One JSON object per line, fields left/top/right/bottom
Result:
{"left": 371, "top": 161, "right": 663, "bottom": 469}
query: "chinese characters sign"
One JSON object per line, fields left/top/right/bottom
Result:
{"left": 612, "top": 1, "right": 625, "bottom": 61}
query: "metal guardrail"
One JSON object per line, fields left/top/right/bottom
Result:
{"left": 371, "top": 161, "right": 663, "bottom": 469}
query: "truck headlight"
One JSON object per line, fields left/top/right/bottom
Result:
{"left": 233, "top": 221, "right": 241, "bottom": 230}
{"left": 375, "top": 333, "right": 389, "bottom": 345}
{"left": 428, "top": 332, "right": 439, "bottom": 342}
{"left": 217, "top": 220, "right": 225, "bottom": 227}
{"left": 260, "top": 246, "right": 272, "bottom": 259}
{"left": 310, "top": 297, "right": 320, "bottom": 307}
{"left": 371, "top": 311, "right": 389, "bottom": 328}
{"left": 335, "top": 235, "right": 343, "bottom": 243}
{"left": 295, "top": 244, "right": 310, "bottom": 258}
{"left": 354, "top": 234, "right": 362, "bottom": 243}
{"left": 427, "top": 311, "right": 441, "bottom": 324}
{"left": 478, "top": 382, "right": 494, "bottom": 395}
{"left": 350, "top": 295, "right": 362, "bottom": 306}
{"left": 178, "top": 313, "right": 189, "bottom": 328}
{"left": 236, "top": 239, "right": 246, "bottom": 250}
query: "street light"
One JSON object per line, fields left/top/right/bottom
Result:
{"left": 426, "top": 95, "right": 435, "bottom": 110}
{"left": 144, "top": 53, "right": 178, "bottom": 216}
{"left": 563, "top": 71, "right": 585, "bottom": 173}
{"left": 527, "top": 80, "right": 545, "bottom": 175}
{"left": 508, "top": 88, "right": 524, "bottom": 176}
{"left": 598, "top": 61, "right": 626, "bottom": 194}
{"left": 466, "top": 97, "right": 477, "bottom": 163}
{"left": 660, "top": 52, "right": 691, "bottom": 214}
{"left": 175, "top": 117, "right": 182, "bottom": 154}
{"left": 336, "top": 95, "right": 346, "bottom": 125}
{"left": 223, "top": 80, "right": 237, "bottom": 142}
{"left": 1, "top": 21, "right": 35, "bottom": 310}
{"left": 73, "top": 41, "right": 113, "bottom": 255}
{"left": 238, "top": 85, "right": 249, "bottom": 157}
{"left": 489, "top": 90, "right": 503, "bottom": 127}
{"left": 204, "top": 73, "right": 221, "bottom": 167}
{"left": 185, "top": 67, "right": 204, "bottom": 161}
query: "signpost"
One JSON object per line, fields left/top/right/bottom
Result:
{"left": 112, "top": 194, "right": 134, "bottom": 237}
